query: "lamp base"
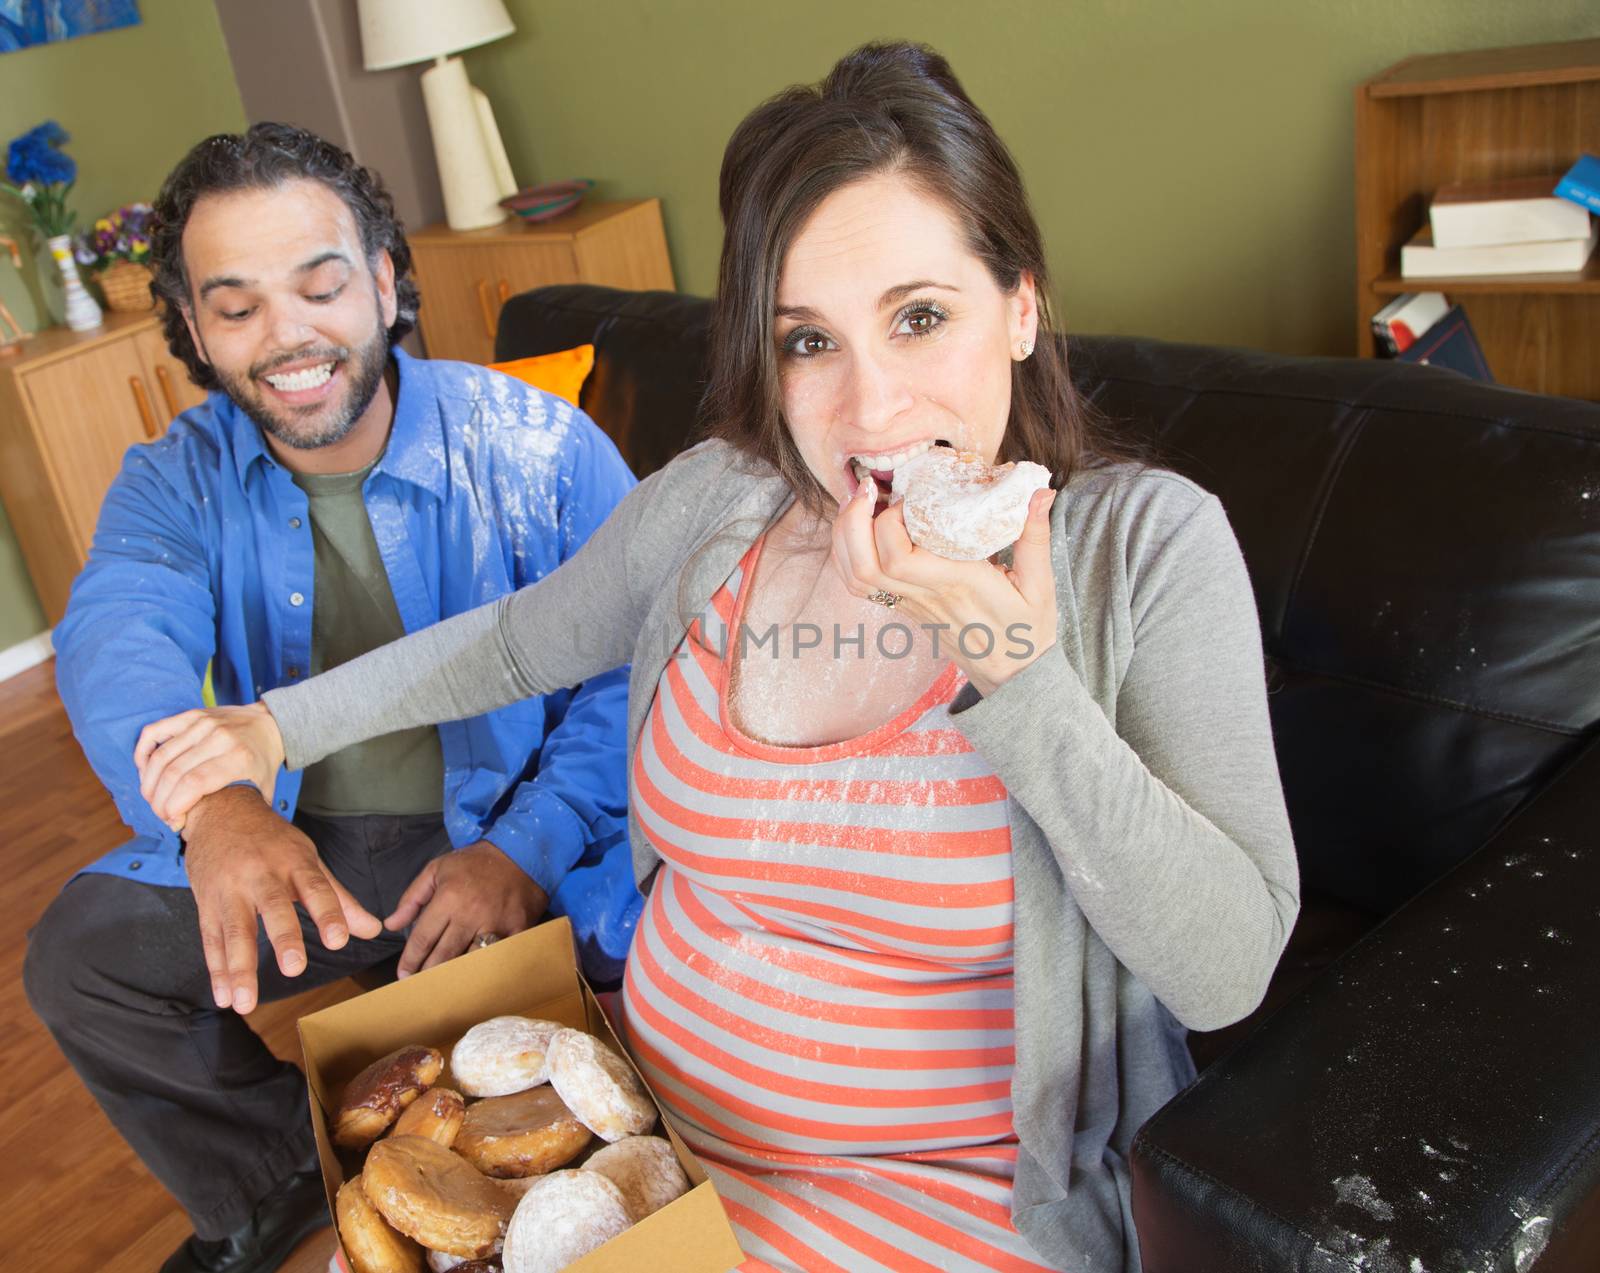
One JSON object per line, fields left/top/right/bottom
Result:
{"left": 420, "top": 55, "right": 510, "bottom": 231}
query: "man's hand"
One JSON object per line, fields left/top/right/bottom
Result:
{"left": 183, "top": 786, "right": 382, "bottom": 1014}
{"left": 387, "top": 841, "right": 549, "bottom": 977}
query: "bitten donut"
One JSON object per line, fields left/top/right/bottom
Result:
{"left": 391, "top": 1087, "right": 466, "bottom": 1148}
{"left": 363, "top": 1135, "right": 514, "bottom": 1259}
{"left": 450, "top": 1016, "right": 562, "bottom": 1098}
{"left": 584, "top": 1136, "right": 690, "bottom": 1222}
{"left": 890, "top": 447, "right": 1052, "bottom": 562}
{"left": 338, "top": 1175, "right": 424, "bottom": 1273}
{"left": 501, "top": 1170, "right": 632, "bottom": 1273}
{"left": 545, "top": 1029, "right": 655, "bottom": 1143}
{"left": 336, "top": 1045, "right": 446, "bottom": 1148}
{"left": 425, "top": 1253, "right": 502, "bottom": 1272}
{"left": 454, "top": 1085, "right": 592, "bottom": 1178}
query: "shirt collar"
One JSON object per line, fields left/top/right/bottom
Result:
{"left": 227, "top": 346, "right": 446, "bottom": 500}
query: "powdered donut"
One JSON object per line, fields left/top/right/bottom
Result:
{"left": 337, "top": 1175, "right": 424, "bottom": 1273}
{"left": 583, "top": 1136, "right": 689, "bottom": 1221}
{"left": 335, "top": 1045, "right": 446, "bottom": 1148}
{"left": 545, "top": 1029, "right": 655, "bottom": 1142}
{"left": 501, "top": 1170, "right": 633, "bottom": 1273}
{"left": 425, "top": 1253, "right": 501, "bottom": 1273}
{"left": 454, "top": 1085, "right": 592, "bottom": 1178}
{"left": 450, "top": 1017, "right": 562, "bottom": 1098}
{"left": 391, "top": 1087, "right": 466, "bottom": 1149}
{"left": 363, "top": 1135, "right": 513, "bottom": 1260}
{"left": 890, "top": 447, "right": 1052, "bottom": 561}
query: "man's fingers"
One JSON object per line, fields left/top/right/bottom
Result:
{"left": 397, "top": 902, "right": 451, "bottom": 978}
{"left": 293, "top": 867, "right": 351, "bottom": 951}
{"left": 386, "top": 862, "right": 438, "bottom": 932}
{"left": 331, "top": 874, "right": 383, "bottom": 942}
{"left": 256, "top": 885, "right": 307, "bottom": 980}
{"left": 418, "top": 917, "right": 475, "bottom": 973}
{"left": 218, "top": 895, "right": 261, "bottom": 1014}
{"left": 195, "top": 905, "right": 230, "bottom": 1008}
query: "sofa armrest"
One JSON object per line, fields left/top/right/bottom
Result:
{"left": 1131, "top": 731, "right": 1600, "bottom": 1273}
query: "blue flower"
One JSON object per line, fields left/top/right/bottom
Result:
{"left": 6, "top": 121, "right": 76, "bottom": 187}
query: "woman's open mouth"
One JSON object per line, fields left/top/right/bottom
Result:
{"left": 847, "top": 439, "right": 953, "bottom": 514}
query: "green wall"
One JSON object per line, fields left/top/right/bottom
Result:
{"left": 471, "top": 0, "right": 1598, "bottom": 352}
{"left": 0, "top": 0, "right": 245, "bottom": 647}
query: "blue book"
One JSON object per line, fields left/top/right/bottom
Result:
{"left": 1397, "top": 304, "right": 1493, "bottom": 383}
{"left": 1555, "top": 154, "right": 1600, "bottom": 215}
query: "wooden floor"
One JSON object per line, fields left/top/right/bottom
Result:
{"left": 2, "top": 659, "right": 355, "bottom": 1270}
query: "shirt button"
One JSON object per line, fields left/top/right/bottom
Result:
{"left": 129, "top": 860, "right": 142, "bottom": 871}
{"left": 289, "top": 516, "right": 302, "bottom": 529}
{"left": 289, "top": 591, "right": 305, "bottom": 607}
{"left": 285, "top": 665, "right": 301, "bottom": 679}
{"left": 278, "top": 799, "right": 288, "bottom": 811}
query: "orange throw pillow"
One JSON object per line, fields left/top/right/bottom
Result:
{"left": 488, "top": 344, "right": 596, "bottom": 407}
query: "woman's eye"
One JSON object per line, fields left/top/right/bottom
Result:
{"left": 897, "top": 302, "right": 947, "bottom": 338}
{"left": 782, "top": 327, "right": 835, "bottom": 358}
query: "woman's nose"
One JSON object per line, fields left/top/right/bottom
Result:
{"left": 841, "top": 347, "right": 914, "bottom": 433}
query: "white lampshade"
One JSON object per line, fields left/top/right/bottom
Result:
{"left": 358, "top": 0, "right": 515, "bottom": 71}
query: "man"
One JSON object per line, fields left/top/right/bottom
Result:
{"left": 23, "top": 124, "right": 640, "bottom": 1273}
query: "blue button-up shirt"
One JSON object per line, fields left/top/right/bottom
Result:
{"left": 53, "top": 349, "right": 641, "bottom": 981}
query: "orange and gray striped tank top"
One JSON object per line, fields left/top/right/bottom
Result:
{"left": 619, "top": 534, "right": 1058, "bottom": 1272}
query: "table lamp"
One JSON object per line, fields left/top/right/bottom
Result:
{"left": 357, "top": 0, "right": 518, "bottom": 231}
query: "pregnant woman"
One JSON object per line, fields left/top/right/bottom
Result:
{"left": 137, "top": 41, "right": 1298, "bottom": 1272}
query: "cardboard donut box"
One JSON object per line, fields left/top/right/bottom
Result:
{"left": 299, "top": 918, "right": 744, "bottom": 1272}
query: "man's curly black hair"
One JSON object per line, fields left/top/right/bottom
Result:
{"left": 150, "top": 122, "right": 421, "bottom": 390}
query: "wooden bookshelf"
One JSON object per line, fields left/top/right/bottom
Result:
{"left": 1354, "top": 38, "right": 1600, "bottom": 399}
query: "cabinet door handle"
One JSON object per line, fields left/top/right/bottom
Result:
{"left": 129, "top": 376, "right": 159, "bottom": 439}
{"left": 476, "top": 279, "right": 496, "bottom": 339}
{"left": 498, "top": 279, "right": 512, "bottom": 304}
{"left": 154, "top": 365, "right": 179, "bottom": 420}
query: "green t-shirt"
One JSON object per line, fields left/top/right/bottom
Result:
{"left": 290, "top": 459, "right": 445, "bottom": 816}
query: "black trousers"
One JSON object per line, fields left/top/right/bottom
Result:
{"left": 23, "top": 810, "right": 449, "bottom": 1240}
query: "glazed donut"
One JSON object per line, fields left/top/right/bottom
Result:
{"left": 501, "top": 1170, "right": 632, "bottom": 1273}
{"left": 890, "top": 447, "right": 1052, "bottom": 562}
{"left": 450, "top": 1017, "right": 562, "bottom": 1098}
{"left": 335, "top": 1045, "right": 446, "bottom": 1148}
{"left": 545, "top": 1029, "right": 655, "bottom": 1143}
{"left": 494, "top": 1176, "right": 540, "bottom": 1201}
{"left": 362, "top": 1135, "right": 513, "bottom": 1260}
{"left": 583, "top": 1136, "right": 689, "bottom": 1222}
{"left": 391, "top": 1087, "right": 466, "bottom": 1149}
{"left": 453, "top": 1085, "right": 592, "bottom": 1178}
{"left": 337, "top": 1175, "right": 424, "bottom": 1273}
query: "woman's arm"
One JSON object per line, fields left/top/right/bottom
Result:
{"left": 951, "top": 487, "right": 1300, "bottom": 1032}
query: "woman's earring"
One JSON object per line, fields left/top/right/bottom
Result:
{"left": 1018, "top": 338, "right": 1034, "bottom": 360}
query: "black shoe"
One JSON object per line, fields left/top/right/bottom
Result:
{"left": 160, "top": 1165, "right": 331, "bottom": 1273}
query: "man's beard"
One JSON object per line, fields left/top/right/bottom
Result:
{"left": 216, "top": 324, "right": 390, "bottom": 452}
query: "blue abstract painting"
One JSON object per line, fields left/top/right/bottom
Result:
{"left": 1, "top": 0, "right": 140, "bottom": 53}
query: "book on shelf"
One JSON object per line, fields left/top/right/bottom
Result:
{"left": 1555, "top": 154, "right": 1600, "bottom": 215}
{"left": 1395, "top": 304, "right": 1493, "bottom": 383}
{"left": 1399, "top": 222, "right": 1598, "bottom": 280}
{"left": 1370, "top": 292, "right": 1451, "bottom": 354}
{"left": 1429, "top": 174, "right": 1591, "bottom": 249}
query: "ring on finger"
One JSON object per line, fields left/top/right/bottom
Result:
{"left": 867, "top": 589, "right": 902, "bottom": 608}
{"left": 471, "top": 932, "right": 501, "bottom": 950}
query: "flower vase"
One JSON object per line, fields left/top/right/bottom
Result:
{"left": 47, "top": 233, "right": 102, "bottom": 332}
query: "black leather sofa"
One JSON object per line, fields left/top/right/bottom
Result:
{"left": 495, "top": 284, "right": 1600, "bottom": 1272}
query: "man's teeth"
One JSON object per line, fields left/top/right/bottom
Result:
{"left": 849, "top": 439, "right": 941, "bottom": 479}
{"left": 264, "top": 362, "right": 335, "bottom": 391}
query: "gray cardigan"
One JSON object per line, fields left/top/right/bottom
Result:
{"left": 263, "top": 439, "right": 1299, "bottom": 1271}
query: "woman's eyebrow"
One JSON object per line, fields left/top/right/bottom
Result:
{"left": 775, "top": 279, "right": 960, "bottom": 323}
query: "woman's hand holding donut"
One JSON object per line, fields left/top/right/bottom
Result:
{"left": 832, "top": 480, "right": 1059, "bottom": 696}
{"left": 135, "top": 701, "right": 287, "bottom": 830}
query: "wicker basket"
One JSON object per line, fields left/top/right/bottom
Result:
{"left": 97, "top": 260, "right": 155, "bottom": 312}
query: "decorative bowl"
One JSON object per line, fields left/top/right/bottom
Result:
{"left": 499, "top": 179, "right": 596, "bottom": 223}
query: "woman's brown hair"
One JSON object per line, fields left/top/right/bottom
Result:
{"left": 702, "top": 41, "right": 1135, "bottom": 513}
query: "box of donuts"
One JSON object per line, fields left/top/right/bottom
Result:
{"left": 299, "top": 917, "right": 745, "bottom": 1273}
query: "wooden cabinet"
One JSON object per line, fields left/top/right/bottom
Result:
{"left": 409, "top": 199, "right": 675, "bottom": 364}
{"left": 0, "top": 311, "right": 203, "bottom": 624}
{"left": 1355, "top": 38, "right": 1600, "bottom": 399}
